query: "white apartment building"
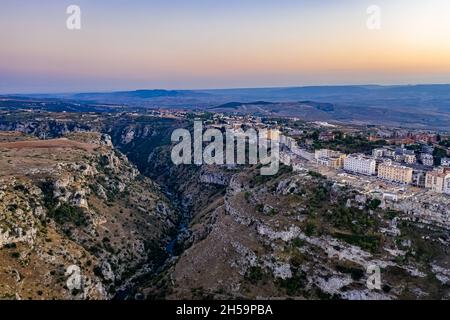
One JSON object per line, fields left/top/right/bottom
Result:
{"left": 344, "top": 154, "right": 377, "bottom": 175}
{"left": 421, "top": 153, "right": 434, "bottom": 166}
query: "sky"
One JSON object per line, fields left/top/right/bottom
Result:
{"left": 1, "top": 0, "right": 450, "bottom": 93}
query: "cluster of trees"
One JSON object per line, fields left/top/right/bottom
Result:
{"left": 433, "top": 147, "right": 448, "bottom": 166}
{"left": 310, "top": 130, "right": 387, "bottom": 154}
{"left": 439, "top": 139, "right": 450, "bottom": 148}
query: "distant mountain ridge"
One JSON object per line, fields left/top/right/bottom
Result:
{"left": 210, "top": 100, "right": 335, "bottom": 115}
{"left": 210, "top": 101, "right": 276, "bottom": 110}
{"left": 2, "top": 84, "right": 450, "bottom": 130}
{"left": 72, "top": 89, "right": 211, "bottom": 103}
{"left": 5, "top": 84, "right": 450, "bottom": 106}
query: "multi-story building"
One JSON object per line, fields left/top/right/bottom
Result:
{"left": 317, "top": 154, "right": 347, "bottom": 169}
{"left": 393, "top": 153, "right": 405, "bottom": 162}
{"left": 378, "top": 162, "right": 413, "bottom": 184}
{"left": 404, "top": 154, "right": 417, "bottom": 164}
{"left": 412, "top": 169, "right": 427, "bottom": 188}
{"left": 344, "top": 154, "right": 377, "bottom": 175}
{"left": 425, "top": 169, "right": 450, "bottom": 194}
{"left": 315, "top": 149, "right": 346, "bottom": 169}
{"left": 421, "top": 153, "right": 434, "bottom": 166}
{"left": 372, "top": 148, "right": 385, "bottom": 158}
{"left": 445, "top": 175, "right": 450, "bottom": 195}
{"left": 314, "top": 149, "right": 342, "bottom": 160}
{"left": 383, "top": 148, "right": 396, "bottom": 158}
{"left": 315, "top": 149, "right": 328, "bottom": 160}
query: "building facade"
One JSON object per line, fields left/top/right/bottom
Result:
{"left": 315, "top": 149, "right": 342, "bottom": 160}
{"left": 315, "top": 149, "right": 346, "bottom": 169}
{"left": 372, "top": 148, "right": 385, "bottom": 158}
{"left": 404, "top": 154, "right": 417, "bottom": 164}
{"left": 412, "top": 169, "right": 427, "bottom": 188}
{"left": 344, "top": 154, "right": 377, "bottom": 175}
{"left": 317, "top": 154, "right": 347, "bottom": 169}
{"left": 445, "top": 176, "right": 450, "bottom": 195}
{"left": 425, "top": 169, "right": 450, "bottom": 193}
{"left": 378, "top": 162, "right": 413, "bottom": 184}
{"left": 421, "top": 153, "right": 434, "bottom": 166}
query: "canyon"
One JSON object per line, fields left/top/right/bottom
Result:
{"left": 0, "top": 112, "right": 449, "bottom": 299}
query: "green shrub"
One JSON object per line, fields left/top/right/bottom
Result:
{"left": 367, "top": 199, "right": 381, "bottom": 210}
{"left": 305, "top": 223, "right": 317, "bottom": 237}
{"left": 334, "top": 232, "right": 380, "bottom": 253}
{"left": 292, "top": 237, "right": 305, "bottom": 248}
{"left": 336, "top": 265, "right": 365, "bottom": 280}
{"left": 49, "top": 203, "right": 87, "bottom": 227}
{"left": 245, "top": 266, "right": 265, "bottom": 284}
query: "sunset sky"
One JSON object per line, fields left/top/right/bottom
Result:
{"left": 1, "top": 0, "right": 450, "bottom": 93}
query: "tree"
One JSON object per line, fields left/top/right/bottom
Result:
{"left": 433, "top": 147, "right": 447, "bottom": 165}
{"left": 368, "top": 199, "right": 381, "bottom": 210}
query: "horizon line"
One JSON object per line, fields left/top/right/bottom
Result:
{"left": 3, "top": 82, "right": 450, "bottom": 96}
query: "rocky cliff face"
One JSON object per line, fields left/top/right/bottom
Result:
{"left": 158, "top": 166, "right": 450, "bottom": 300}
{"left": 0, "top": 118, "right": 93, "bottom": 139}
{"left": 381, "top": 193, "right": 450, "bottom": 228}
{"left": 0, "top": 131, "right": 177, "bottom": 300}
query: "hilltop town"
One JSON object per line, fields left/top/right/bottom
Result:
{"left": 197, "top": 112, "right": 450, "bottom": 228}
